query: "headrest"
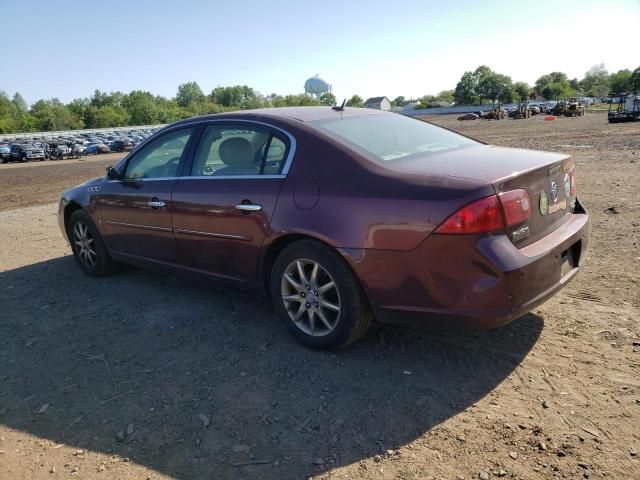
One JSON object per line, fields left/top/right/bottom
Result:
{"left": 219, "top": 137, "right": 253, "bottom": 167}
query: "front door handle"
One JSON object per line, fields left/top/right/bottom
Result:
{"left": 148, "top": 199, "right": 166, "bottom": 209}
{"left": 235, "top": 203, "right": 262, "bottom": 212}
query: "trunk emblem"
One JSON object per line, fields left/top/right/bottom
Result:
{"left": 539, "top": 192, "right": 549, "bottom": 215}
{"left": 550, "top": 181, "right": 559, "bottom": 203}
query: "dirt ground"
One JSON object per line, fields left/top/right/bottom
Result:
{"left": 0, "top": 153, "right": 125, "bottom": 211}
{"left": 0, "top": 113, "right": 638, "bottom": 480}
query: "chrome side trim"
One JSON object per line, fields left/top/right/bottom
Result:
{"left": 108, "top": 174, "right": 287, "bottom": 183}
{"left": 174, "top": 228, "right": 251, "bottom": 241}
{"left": 115, "top": 118, "right": 297, "bottom": 176}
{"left": 105, "top": 221, "right": 172, "bottom": 232}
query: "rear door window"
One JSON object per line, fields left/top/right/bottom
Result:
{"left": 190, "top": 124, "right": 289, "bottom": 177}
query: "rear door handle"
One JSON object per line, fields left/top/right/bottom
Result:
{"left": 148, "top": 199, "right": 166, "bottom": 209}
{"left": 235, "top": 204, "right": 262, "bottom": 212}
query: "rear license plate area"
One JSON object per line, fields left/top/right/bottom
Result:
{"left": 560, "top": 241, "right": 581, "bottom": 276}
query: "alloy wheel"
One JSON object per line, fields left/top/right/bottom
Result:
{"left": 281, "top": 259, "right": 341, "bottom": 336}
{"left": 73, "top": 221, "right": 97, "bottom": 268}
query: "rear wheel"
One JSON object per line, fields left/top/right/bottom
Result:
{"left": 67, "top": 210, "right": 117, "bottom": 276}
{"left": 270, "top": 240, "right": 372, "bottom": 349}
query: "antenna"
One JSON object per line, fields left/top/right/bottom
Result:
{"left": 332, "top": 99, "right": 346, "bottom": 111}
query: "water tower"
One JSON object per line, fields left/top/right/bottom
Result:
{"left": 304, "top": 75, "right": 332, "bottom": 99}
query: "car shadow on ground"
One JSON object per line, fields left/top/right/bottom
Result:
{"left": 0, "top": 256, "right": 543, "bottom": 479}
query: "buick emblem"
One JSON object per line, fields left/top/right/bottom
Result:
{"left": 550, "top": 181, "right": 559, "bottom": 203}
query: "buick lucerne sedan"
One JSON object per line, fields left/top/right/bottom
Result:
{"left": 58, "top": 107, "right": 590, "bottom": 349}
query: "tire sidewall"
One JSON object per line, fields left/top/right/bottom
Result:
{"left": 67, "top": 210, "right": 111, "bottom": 277}
{"left": 270, "top": 241, "right": 363, "bottom": 349}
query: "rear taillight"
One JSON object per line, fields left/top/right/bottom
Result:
{"left": 435, "top": 189, "right": 532, "bottom": 235}
{"left": 498, "top": 189, "right": 532, "bottom": 226}
{"left": 434, "top": 195, "right": 505, "bottom": 234}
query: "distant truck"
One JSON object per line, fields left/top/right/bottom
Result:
{"left": 608, "top": 94, "right": 640, "bottom": 123}
{"left": 9, "top": 144, "right": 46, "bottom": 162}
{"left": 563, "top": 98, "right": 585, "bottom": 117}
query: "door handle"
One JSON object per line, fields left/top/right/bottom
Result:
{"left": 148, "top": 199, "right": 166, "bottom": 209}
{"left": 235, "top": 203, "right": 262, "bottom": 212}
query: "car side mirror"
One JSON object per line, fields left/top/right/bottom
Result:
{"left": 106, "top": 166, "right": 121, "bottom": 180}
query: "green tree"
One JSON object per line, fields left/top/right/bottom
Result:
{"left": 630, "top": 67, "right": 640, "bottom": 93}
{"left": 122, "top": 91, "right": 159, "bottom": 125}
{"left": 176, "top": 81, "right": 206, "bottom": 108}
{"left": 454, "top": 71, "right": 479, "bottom": 105}
{"left": 30, "top": 99, "right": 83, "bottom": 131}
{"left": 265, "top": 93, "right": 287, "bottom": 107}
{"left": 283, "top": 94, "right": 320, "bottom": 106}
{"left": 473, "top": 65, "right": 495, "bottom": 104}
{"left": 319, "top": 92, "right": 336, "bottom": 106}
{"left": 346, "top": 95, "right": 364, "bottom": 107}
{"left": 435, "top": 90, "right": 454, "bottom": 104}
{"left": 580, "top": 64, "right": 609, "bottom": 97}
{"left": 392, "top": 96, "right": 405, "bottom": 107}
{"left": 512, "top": 82, "right": 531, "bottom": 102}
{"left": 12, "top": 93, "right": 28, "bottom": 112}
{"left": 210, "top": 85, "right": 264, "bottom": 108}
{"left": 535, "top": 72, "right": 573, "bottom": 100}
{"left": 609, "top": 69, "right": 632, "bottom": 93}
{"left": 569, "top": 78, "right": 580, "bottom": 91}
{"left": 486, "top": 73, "right": 514, "bottom": 104}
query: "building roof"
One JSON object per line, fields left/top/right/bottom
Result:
{"left": 364, "top": 96, "right": 389, "bottom": 104}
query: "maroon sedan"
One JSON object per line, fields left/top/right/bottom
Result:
{"left": 58, "top": 107, "right": 590, "bottom": 348}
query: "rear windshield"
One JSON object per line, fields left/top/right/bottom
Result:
{"left": 309, "top": 113, "right": 478, "bottom": 162}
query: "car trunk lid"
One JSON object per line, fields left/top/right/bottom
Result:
{"left": 391, "top": 145, "right": 578, "bottom": 247}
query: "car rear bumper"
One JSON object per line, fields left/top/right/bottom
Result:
{"left": 341, "top": 199, "right": 591, "bottom": 328}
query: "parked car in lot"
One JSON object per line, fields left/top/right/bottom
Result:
{"left": 72, "top": 144, "right": 86, "bottom": 157}
{"left": 0, "top": 143, "right": 11, "bottom": 163}
{"left": 109, "top": 139, "right": 133, "bottom": 152}
{"left": 51, "top": 144, "right": 71, "bottom": 160}
{"left": 458, "top": 112, "right": 479, "bottom": 120}
{"left": 10, "top": 143, "right": 46, "bottom": 162}
{"left": 58, "top": 107, "right": 591, "bottom": 349}
{"left": 85, "top": 142, "right": 110, "bottom": 155}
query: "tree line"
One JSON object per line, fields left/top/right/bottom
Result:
{"left": 452, "top": 64, "right": 640, "bottom": 107}
{"left": 1, "top": 63, "right": 639, "bottom": 134}
{"left": 0, "top": 84, "right": 338, "bottom": 134}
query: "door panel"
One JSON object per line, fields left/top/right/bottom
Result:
{"left": 97, "top": 126, "right": 196, "bottom": 263}
{"left": 99, "top": 179, "right": 177, "bottom": 262}
{"left": 171, "top": 178, "right": 284, "bottom": 286}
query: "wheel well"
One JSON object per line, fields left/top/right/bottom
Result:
{"left": 63, "top": 202, "right": 83, "bottom": 235}
{"left": 262, "top": 234, "right": 310, "bottom": 292}
{"left": 261, "top": 234, "right": 374, "bottom": 311}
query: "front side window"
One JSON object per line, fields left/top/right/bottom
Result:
{"left": 123, "top": 127, "right": 194, "bottom": 179}
{"left": 191, "top": 124, "right": 288, "bottom": 177}
{"left": 309, "top": 113, "right": 478, "bottom": 163}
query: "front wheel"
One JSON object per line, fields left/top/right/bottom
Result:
{"left": 270, "top": 240, "right": 372, "bottom": 349}
{"left": 67, "top": 210, "right": 117, "bottom": 276}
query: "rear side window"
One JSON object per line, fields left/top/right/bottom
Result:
{"left": 310, "top": 113, "right": 477, "bottom": 163}
{"left": 191, "top": 124, "right": 288, "bottom": 177}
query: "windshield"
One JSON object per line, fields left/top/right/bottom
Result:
{"left": 309, "top": 113, "right": 478, "bottom": 162}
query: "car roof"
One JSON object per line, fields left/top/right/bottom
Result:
{"left": 172, "top": 106, "right": 384, "bottom": 127}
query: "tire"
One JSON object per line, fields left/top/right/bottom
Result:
{"left": 20, "top": 154, "right": 27, "bottom": 162}
{"left": 67, "top": 209, "right": 117, "bottom": 277}
{"left": 270, "top": 239, "right": 372, "bottom": 349}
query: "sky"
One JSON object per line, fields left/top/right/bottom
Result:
{"left": 1, "top": 0, "right": 639, "bottom": 105}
